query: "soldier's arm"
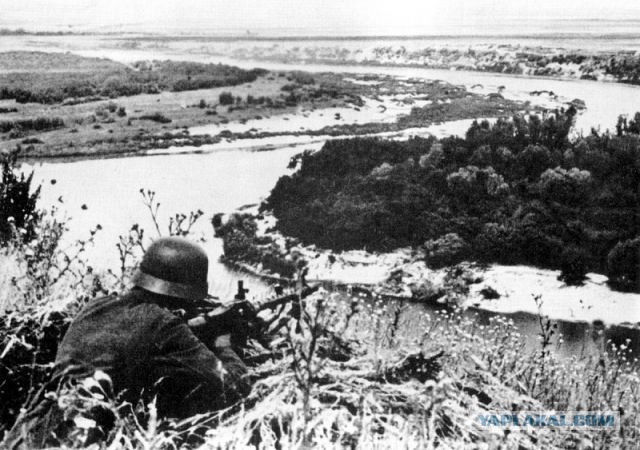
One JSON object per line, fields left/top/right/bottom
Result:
{"left": 211, "top": 334, "right": 250, "bottom": 396}
{"left": 150, "top": 315, "right": 248, "bottom": 416}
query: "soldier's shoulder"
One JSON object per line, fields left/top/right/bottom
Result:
{"left": 122, "top": 292, "right": 178, "bottom": 323}
{"left": 130, "top": 301, "right": 175, "bottom": 320}
{"left": 75, "top": 292, "right": 119, "bottom": 315}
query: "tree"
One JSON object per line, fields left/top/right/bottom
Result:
{"left": 607, "top": 237, "right": 640, "bottom": 292}
{"left": 538, "top": 167, "right": 592, "bottom": 205}
{"left": 446, "top": 166, "right": 509, "bottom": 202}
{"left": 424, "top": 233, "right": 470, "bottom": 268}
{"left": 516, "top": 145, "right": 553, "bottom": 180}
{"left": 558, "top": 246, "right": 590, "bottom": 286}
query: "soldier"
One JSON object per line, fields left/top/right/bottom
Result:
{"left": 5, "top": 237, "right": 249, "bottom": 448}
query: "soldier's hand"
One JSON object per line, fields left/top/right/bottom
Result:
{"left": 214, "top": 334, "right": 232, "bottom": 348}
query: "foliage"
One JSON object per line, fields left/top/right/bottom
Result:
{"left": 266, "top": 111, "right": 640, "bottom": 291}
{"left": 0, "top": 149, "right": 40, "bottom": 243}
{"left": 219, "top": 91, "right": 235, "bottom": 106}
{"left": 0, "top": 174, "right": 638, "bottom": 447}
{"left": 538, "top": 166, "right": 592, "bottom": 205}
{"left": 558, "top": 246, "right": 590, "bottom": 286}
{"left": 398, "top": 94, "right": 526, "bottom": 128}
{"left": 202, "top": 294, "right": 639, "bottom": 449}
{"left": 137, "top": 112, "right": 172, "bottom": 124}
{"left": 215, "top": 213, "right": 300, "bottom": 279}
{"left": 0, "top": 52, "right": 265, "bottom": 104}
{"left": 424, "top": 233, "right": 470, "bottom": 268}
{"left": 0, "top": 116, "right": 65, "bottom": 134}
{"left": 607, "top": 237, "right": 640, "bottom": 291}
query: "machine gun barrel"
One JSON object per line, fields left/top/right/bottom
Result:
{"left": 255, "top": 285, "right": 319, "bottom": 312}
{"left": 186, "top": 282, "right": 319, "bottom": 329}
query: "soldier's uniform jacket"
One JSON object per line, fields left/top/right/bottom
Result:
{"left": 55, "top": 288, "right": 250, "bottom": 416}
{"left": 4, "top": 288, "right": 250, "bottom": 449}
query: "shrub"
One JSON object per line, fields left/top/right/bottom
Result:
{"left": 219, "top": 92, "right": 234, "bottom": 105}
{"left": 607, "top": 237, "right": 640, "bottom": 291}
{"left": 473, "top": 222, "right": 520, "bottom": 264}
{"left": 424, "top": 233, "right": 470, "bottom": 268}
{"left": 0, "top": 116, "right": 64, "bottom": 133}
{"left": 516, "top": 145, "right": 553, "bottom": 180}
{"left": 446, "top": 165, "right": 509, "bottom": 200}
{"left": 138, "top": 113, "right": 172, "bottom": 124}
{"left": 538, "top": 166, "right": 591, "bottom": 205}
{"left": 479, "top": 285, "right": 500, "bottom": 299}
{"left": 0, "top": 52, "right": 264, "bottom": 104}
{"left": 558, "top": 246, "right": 590, "bottom": 285}
{"left": 265, "top": 115, "right": 640, "bottom": 291}
{"left": 0, "top": 149, "right": 40, "bottom": 244}
{"left": 289, "top": 71, "right": 315, "bottom": 85}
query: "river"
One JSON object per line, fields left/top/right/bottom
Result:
{"left": 21, "top": 53, "right": 640, "bottom": 358}
{"left": 69, "top": 47, "right": 640, "bottom": 135}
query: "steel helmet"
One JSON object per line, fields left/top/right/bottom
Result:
{"left": 132, "top": 237, "right": 209, "bottom": 300}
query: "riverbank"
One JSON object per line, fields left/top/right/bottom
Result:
{"left": 112, "top": 36, "right": 640, "bottom": 84}
{"left": 216, "top": 211, "right": 640, "bottom": 328}
{"left": 0, "top": 51, "right": 571, "bottom": 160}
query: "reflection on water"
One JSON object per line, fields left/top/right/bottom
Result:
{"left": 25, "top": 145, "right": 303, "bottom": 298}
{"left": 368, "top": 298, "right": 640, "bottom": 359}
{"left": 469, "top": 307, "right": 640, "bottom": 359}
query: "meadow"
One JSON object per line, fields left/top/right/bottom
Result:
{"left": 0, "top": 52, "right": 536, "bottom": 159}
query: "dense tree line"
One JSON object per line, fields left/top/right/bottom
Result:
{"left": 0, "top": 117, "right": 64, "bottom": 133}
{"left": 0, "top": 59, "right": 266, "bottom": 104}
{"left": 266, "top": 110, "right": 640, "bottom": 291}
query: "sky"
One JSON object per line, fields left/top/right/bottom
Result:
{"left": 2, "top": 0, "right": 640, "bottom": 35}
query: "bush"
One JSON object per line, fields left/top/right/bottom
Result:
{"left": 0, "top": 116, "right": 64, "bottom": 133}
{"left": 607, "top": 237, "right": 640, "bottom": 291}
{"left": 219, "top": 92, "right": 234, "bottom": 105}
{"left": 0, "top": 52, "right": 264, "bottom": 104}
{"left": 0, "top": 150, "right": 41, "bottom": 244}
{"left": 289, "top": 71, "right": 315, "bottom": 85}
{"left": 138, "top": 113, "right": 172, "bottom": 124}
{"left": 265, "top": 115, "right": 640, "bottom": 290}
{"left": 538, "top": 167, "right": 591, "bottom": 205}
{"left": 0, "top": 311, "right": 70, "bottom": 430}
{"left": 424, "top": 233, "right": 470, "bottom": 268}
{"left": 558, "top": 246, "right": 590, "bottom": 285}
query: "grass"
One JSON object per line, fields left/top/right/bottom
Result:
{"left": 0, "top": 52, "right": 264, "bottom": 104}
{"left": 0, "top": 205, "right": 638, "bottom": 448}
{"left": 0, "top": 59, "right": 534, "bottom": 159}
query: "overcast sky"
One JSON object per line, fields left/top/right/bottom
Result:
{"left": 2, "top": 0, "right": 640, "bottom": 35}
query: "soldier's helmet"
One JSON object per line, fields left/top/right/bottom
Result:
{"left": 132, "top": 237, "right": 209, "bottom": 301}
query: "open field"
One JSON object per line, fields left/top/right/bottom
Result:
{"left": 0, "top": 51, "right": 263, "bottom": 103}
{"left": 0, "top": 51, "right": 542, "bottom": 159}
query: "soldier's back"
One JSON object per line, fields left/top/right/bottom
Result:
{"left": 55, "top": 289, "right": 174, "bottom": 399}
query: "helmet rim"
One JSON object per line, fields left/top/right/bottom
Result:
{"left": 132, "top": 269, "right": 209, "bottom": 300}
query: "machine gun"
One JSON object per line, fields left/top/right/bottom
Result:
{"left": 185, "top": 279, "right": 319, "bottom": 354}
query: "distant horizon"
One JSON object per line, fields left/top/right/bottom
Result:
{"left": 5, "top": 18, "right": 640, "bottom": 40}
{"left": 3, "top": 0, "right": 640, "bottom": 37}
